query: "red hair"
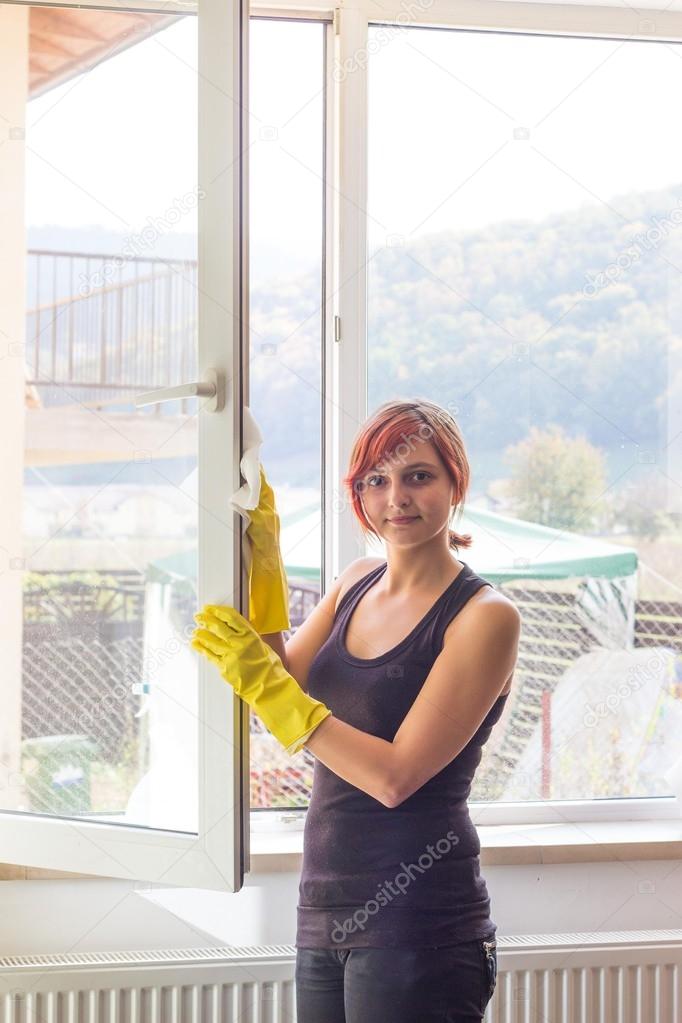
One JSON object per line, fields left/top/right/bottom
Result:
{"left": 342, "top": 397, "right": 473, "bottom": 551}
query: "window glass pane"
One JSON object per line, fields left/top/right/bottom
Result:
{"left": 6, "top": 4, "right": 200, "bottom": 831}
{"left": 367, "top": 26, "right": 682, "bottom": 802}
{"left": 248, "top": 19, "right": 325, "bottom": 809}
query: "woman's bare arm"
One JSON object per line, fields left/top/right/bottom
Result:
{"left": 305, "top": 717, "right": 397, "bottom": 806}
{"left": 305, "top": 595, "right": 520, "bottom": 809}
{"left": 260, "top": 631, "right": 288, "bottom": 670}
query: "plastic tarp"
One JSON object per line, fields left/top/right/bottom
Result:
{"left": 501, "top": 646, "right": 681, "bottom": 801}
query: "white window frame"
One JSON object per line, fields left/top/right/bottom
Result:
{"left": 1, "top": 0, "right": 251, "bottom": 889}
{"left": 301, "top": 0, "right": 682, "bottom": 830}
{"left": 327, "top": 0, "right": 682, "bottom": 826}
{"left": 3, "top": 0, "right": 681, "bottom": 887}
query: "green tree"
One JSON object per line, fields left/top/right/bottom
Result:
{"left": 615, "top": 474, "right": 674, "bottom": 541}
{"left": 503, "top": 425, "right": 607, "bottom": 530}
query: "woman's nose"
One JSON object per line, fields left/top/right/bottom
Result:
{"left": 387, "top": 483, "right": 410, "bottom": 507}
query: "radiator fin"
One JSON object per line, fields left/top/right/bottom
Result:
{"left": 0, "top": 932, "right": 680, "bottom": 1022}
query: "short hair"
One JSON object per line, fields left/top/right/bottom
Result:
{"left": 342, "top": 397, "right": 473, "bottom": 552}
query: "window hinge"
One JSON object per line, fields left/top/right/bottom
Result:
{"left": 333, "top": 8, "right": 341, "bottom": 35}
{"left": 334, "top": 314, "right": 342, "bottom": 343}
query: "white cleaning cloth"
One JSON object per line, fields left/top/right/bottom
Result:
{"left": 229, "top": 405, "right": 263, "bottom": 519}
{"left": 228, "top": 405, "right": 264, "bottom": 575}
{"left": 179, "top": 406, "right": 264, "bottom": 576}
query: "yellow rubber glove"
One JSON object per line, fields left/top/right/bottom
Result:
{"left": 191, "top": 604, "right": 331, "bottom": 755}
{"left": 246, "top": 464, "right": 291, "bottom": 634}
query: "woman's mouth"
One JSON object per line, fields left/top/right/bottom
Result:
{"left": 388, "top": 516, "right": 419, "bottom": 525}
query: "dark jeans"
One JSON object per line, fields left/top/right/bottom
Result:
{"left": 295, "top": 937, "right": 497, "bottom": 1023}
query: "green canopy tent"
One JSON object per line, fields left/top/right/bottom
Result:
{"left": 453, "top": 505, "right": 637, "bottom": 583}
{"left": 146, "top": 501, "right": 638, "bottom": 589}
{"left": 145, "top": 501, "right": 321, "bottom": 591}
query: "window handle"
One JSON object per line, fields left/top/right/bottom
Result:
{"left": 134, "top": 368, "right": 225, "bottom": 413}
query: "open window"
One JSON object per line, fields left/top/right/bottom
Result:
{"left": 365, "top": 20, "right": 682, "bottom": 822}
{"left": 1, "top": 0, "right": 250, "bottom": 888}
{"left": 2, "top": 0, "right": 681, "bottom": 891}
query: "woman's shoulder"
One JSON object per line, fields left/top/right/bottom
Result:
{"left": 443, "top": 573, "right": 520, "bottom": 643}
{"left": 333, "top": 556, "right": 386, "bottom": 615}
{"left": 441, "top": 574, "right": 520, "bottom": 697}
{"left": 445, "top": 572, "right": 519, "bottom": 650}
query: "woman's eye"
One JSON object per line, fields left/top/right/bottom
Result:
{"left": 364, "top": 472, "right": 431, "bottom": 487}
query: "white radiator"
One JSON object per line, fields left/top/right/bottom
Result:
{"left": 0, "top": 930, "right": 681, "bottom": 1022}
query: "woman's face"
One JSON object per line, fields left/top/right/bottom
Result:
{"left": 354, "top": 439, "right": 455, "bottom": 545}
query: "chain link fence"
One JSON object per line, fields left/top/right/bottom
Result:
{"left": 19, "top": 570, "right": 682, "bottom": 813}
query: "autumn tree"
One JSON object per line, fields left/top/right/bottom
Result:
{"left": 503, "top": 425, "right": 607, "bottom": 530}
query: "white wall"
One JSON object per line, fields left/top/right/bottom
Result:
{"left": 0, "top": 2, "right": 28, "bottom": 812}
{"left": 1, "top": 860, "right": 679, "bottom": 955}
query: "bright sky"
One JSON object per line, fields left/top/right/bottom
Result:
{"left": 25, "top": 15, "right": 682, "bottom": 270}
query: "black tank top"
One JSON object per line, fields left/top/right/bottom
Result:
{"left": 296, "top": 559, "right": 510, "bottom": 950}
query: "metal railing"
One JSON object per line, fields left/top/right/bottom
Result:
{"left": 26, "top": 249, "right": 198, "bottom": 413}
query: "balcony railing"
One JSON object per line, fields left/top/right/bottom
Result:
{"left": 26, "top": 249, "right": 198, "bottom": 413}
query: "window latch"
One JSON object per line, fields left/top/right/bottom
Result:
{"left": 134, "top": 368, "right": 225, "bottom": 413}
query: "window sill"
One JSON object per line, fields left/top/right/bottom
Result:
{"left": 2, "top": 817, "right": 681, "bottom": 881}
{"left": 249, "top": 818, "right": 682, "bottom": 873}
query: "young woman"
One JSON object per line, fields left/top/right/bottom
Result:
{"left": 192, "top": 397, "right": 520, "bottom": 1023}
